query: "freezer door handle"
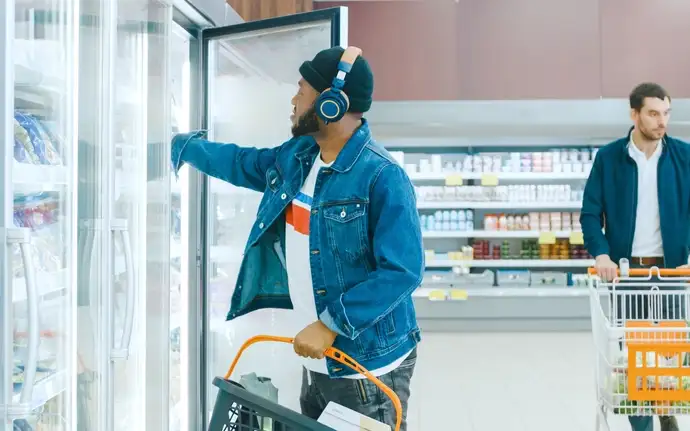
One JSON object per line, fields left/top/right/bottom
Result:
{"left": 111, "top": 219, "right": 135, "bottom": 360}
{"left": 7, "top": 228, "right": 39, "bottom": 413}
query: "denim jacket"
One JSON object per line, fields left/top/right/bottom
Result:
{"left": 171, "top": 120, "right": 423, "bottom": 377}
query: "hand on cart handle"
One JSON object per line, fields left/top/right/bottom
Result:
{"left": 593, "top": 255, "right": 618, "bottom": 281}
{"left": 223, "top": 335, "right": 404, "bottom": 431}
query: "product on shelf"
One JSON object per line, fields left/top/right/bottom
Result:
{"left": 468, "top": 238, "right": 591, "bottom": 260}
{"left": 420, "top": 210, "right": 474, "bottom": 231}
{"left": 12, "top": 192, "right": 64, "bottom": 274}
{"left": 404, "top": 148, "right": 598, "bottom": 176}
{"left": 13, "top": 111, "right": 63, "bottom": 165}
{"left": 415, "top": 184, "right": 584, "bottom": 203}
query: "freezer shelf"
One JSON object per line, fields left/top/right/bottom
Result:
{"left": 12, "top": 162, "right": 69, "bottom": 189}
{"left": 12, "top": 369, "right": 68, "bottom": 411}
{"left": 12, "top": 268, "right": 67, "bottom": 302}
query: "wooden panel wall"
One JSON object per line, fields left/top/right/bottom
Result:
{"left": 226, "top": 0, "right": 313, "bottom": 21}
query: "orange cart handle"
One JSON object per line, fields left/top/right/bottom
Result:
{"left": 587, "top": 267, "right": 690, "bottom": 276}
{"left": 224, "top": 335, "right": 403, "bottom": 431}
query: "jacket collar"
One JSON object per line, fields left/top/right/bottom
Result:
{"left": 293, "top": 118, "right": 372, "bottom": 173}
{"left": 620, "top": 126, "right": 669, "bottom": 159}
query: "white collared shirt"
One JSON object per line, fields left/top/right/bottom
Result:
{"left": 628, "top": 137, "right": 664, "bottom": 257}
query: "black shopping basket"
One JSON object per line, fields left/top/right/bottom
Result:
{"left": 208, "top": 335, "right": 403, "bottom": 431}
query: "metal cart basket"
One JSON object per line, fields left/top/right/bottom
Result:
{"left": 208, "top": 335, "right": 403, "bottom": 431}
{"left": 589, "top": 263, "right": 690, "bottom": 430}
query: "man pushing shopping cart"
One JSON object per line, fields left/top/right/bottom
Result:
{"left": 582, "top": 82, "right": 690, "bottom": 431}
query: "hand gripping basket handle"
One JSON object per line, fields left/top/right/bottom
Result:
{"left": 587, "top": 267, "right": 690, "bottom": 276}
{"left": 223, "top": 335, "right": 403, "bottom": 431}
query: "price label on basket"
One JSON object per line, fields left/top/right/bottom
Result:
{"left": 538, "top": 231, "right": 557, "bottom": 245}
{"left": 569, "top": 231, "right": 584, "bottom": 245}
{"left": 428, "top": 290, "right": 447, "bottom": 301}
{"left": 444, "top": 174, "right": 463, "bottom": 186}
{"left": 449, "top": 290, "right": 468, "bottom": 301}
{"left": 480, "top": 174, "right": 499, "bottom": 186}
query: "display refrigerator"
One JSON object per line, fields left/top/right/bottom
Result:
{"left": 1, "top": 1, "right": 349, "bottom": 430}
{"left": 1, "top": 0, "right": 174, "bottom": 430}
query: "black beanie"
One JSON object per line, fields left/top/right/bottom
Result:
{"left": 299, "top": 46, "right": 374, "bottom": 114}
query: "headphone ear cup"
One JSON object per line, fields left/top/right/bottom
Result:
{"left": 316, "top": 88, "right": 349, "bottom": 123}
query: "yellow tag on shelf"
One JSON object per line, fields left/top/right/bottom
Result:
{"left": 480, "top": 174, "right": 499, "bottom": 186}
{"left": 428, "top": 290, "right": 447, "bottom": 301}
{"left": 569, "top": 231, "right": 584, "bottom": 245}
{"left": 538, "top": 232, "right": 557, "bottom": 245}
{"left": 449, "top": 290, "right": 468, "bottom": 301}
{"left": 444, "top": 174, "right": 463, "bottom": 186}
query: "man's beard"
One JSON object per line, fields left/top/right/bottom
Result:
{"left": 640, "top": 125, "right": 664, "bottom": 141}
{"left": 291, "top": 106, "right": 320, "bottom": 137}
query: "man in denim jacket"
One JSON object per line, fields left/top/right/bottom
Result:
{"left": 171, "top": 47, "right": 423, "bottom": 429}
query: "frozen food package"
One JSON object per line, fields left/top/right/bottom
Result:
{"left": 14, "top": 112, "right": 62, "bottom": 165}
{"left": 29, "top": 116, "right": 63, "bottom": 165}
{"left": 13, "top": 117, "right": 40, "bottom": 164}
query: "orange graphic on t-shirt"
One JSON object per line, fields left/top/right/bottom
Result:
{"left": 286, "top": 203, "right": 310, "bottom": 235}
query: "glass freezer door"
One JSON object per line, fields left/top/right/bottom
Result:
{"left": 198, "top": 7, "right": 347, "bottom": 426}
{"left": 74, "top": 2, "right": 172, "bottom": 431}
{"left": 1, "top": 0, "right": 78, "bottom": 430}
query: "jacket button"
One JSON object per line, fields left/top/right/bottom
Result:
{"left": 259, "top": 223, "right": 264, "bottom": 229}
{"left": 311, "top": 249, "right": 320, "bottom": 255}
{"left": 311, "top": 209, "right": 318, "bottom": 215}
{"left": 281, "top": 193, "right": 287, "bottom": 200}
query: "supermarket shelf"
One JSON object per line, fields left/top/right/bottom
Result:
{"left": 13, "top": 268, "right": 67, "bottom": 303}
{"left": 13, "top": 369, "right": 67, "bottom": 410}
{"left": 414, "top": 286, "right": 595, "bottom": 299}
{"left": 422, "top": 230, "right": 577, "bottom": 239}
{"left": 12, "top": 162, "right": 69, "bottom": 189}
{"left": 417, "top": 201, "right": 582, "bottom": 210}
{"left": 409, "top": 172, "right": 590, "bottom": 182}
{"left": 425, "top": 259, "right": 594, "bottom": 268}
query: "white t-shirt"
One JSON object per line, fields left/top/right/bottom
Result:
{"left": 628, "top": 138, "right": 663, "bottom": 257}
{"left": 285, "top": 153, "right": 410, "bottom": 379}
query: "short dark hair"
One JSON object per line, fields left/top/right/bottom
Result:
{"left": 629, "top": 82, "right": 671, "bottom": 111}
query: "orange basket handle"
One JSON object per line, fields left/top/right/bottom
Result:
{"left": 587, "top": 267, "right": 690, "bottom": 276}
{"left": 224, "top": 335, "right": 403, "bottom": 431}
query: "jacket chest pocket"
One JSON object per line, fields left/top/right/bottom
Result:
{"left": 322, "top": 202, "right": 368, "bottom": 262}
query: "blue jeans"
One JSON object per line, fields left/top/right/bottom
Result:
{"left": 300, "top": 348, "right": 416, "bottom": 431}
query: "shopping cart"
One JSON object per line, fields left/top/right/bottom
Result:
{"left": 588, "top": 261, "right": 690, "bottom": 430}
{"left": 208, "top": 335, "right": 403, "bottom": 431}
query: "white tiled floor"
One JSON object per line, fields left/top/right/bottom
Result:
{"left": 407, "top": 332, "right": 690, "bottom": 431}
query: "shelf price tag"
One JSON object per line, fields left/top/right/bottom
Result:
{"left": 449, "top": 290, "right": 468, "bottom": 301}
{"left": 538, "top": 232, "right": 557, "bottom": 245}
{"left": 480, "top": 174, "right": 499, "bottom": 186}
{"left": 569, "top": 231, "right": 584, "bottom": 245}
{"left": 444, "top": 174, "right": 463, "bottom": 186}
{"left": 428, "top": 290, "right": 447, "bottom": 301}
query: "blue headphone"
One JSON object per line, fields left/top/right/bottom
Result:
{"left": 315, "top": 46, "right": 363, "bottom": 124}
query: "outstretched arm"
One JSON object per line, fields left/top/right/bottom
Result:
{"left": 171, "top": 131, "right": 280, "bottom": 192}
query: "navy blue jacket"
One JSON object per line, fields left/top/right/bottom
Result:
{"left": 581, "top": 128, "right": 690, "bottom": 268}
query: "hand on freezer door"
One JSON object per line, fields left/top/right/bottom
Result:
{"left": 293, "top": 320, "right": 337, "bottom": 359}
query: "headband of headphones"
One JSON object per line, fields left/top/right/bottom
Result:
{"left": 330, "top": 46, "right": 362, "bottom": 91}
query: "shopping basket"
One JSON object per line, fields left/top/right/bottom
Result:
{"left": 588, "top": 262, "right": 690, "bottom": 431}
{"left": 208, "top": 335, "right": 403, "bottom": 431}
